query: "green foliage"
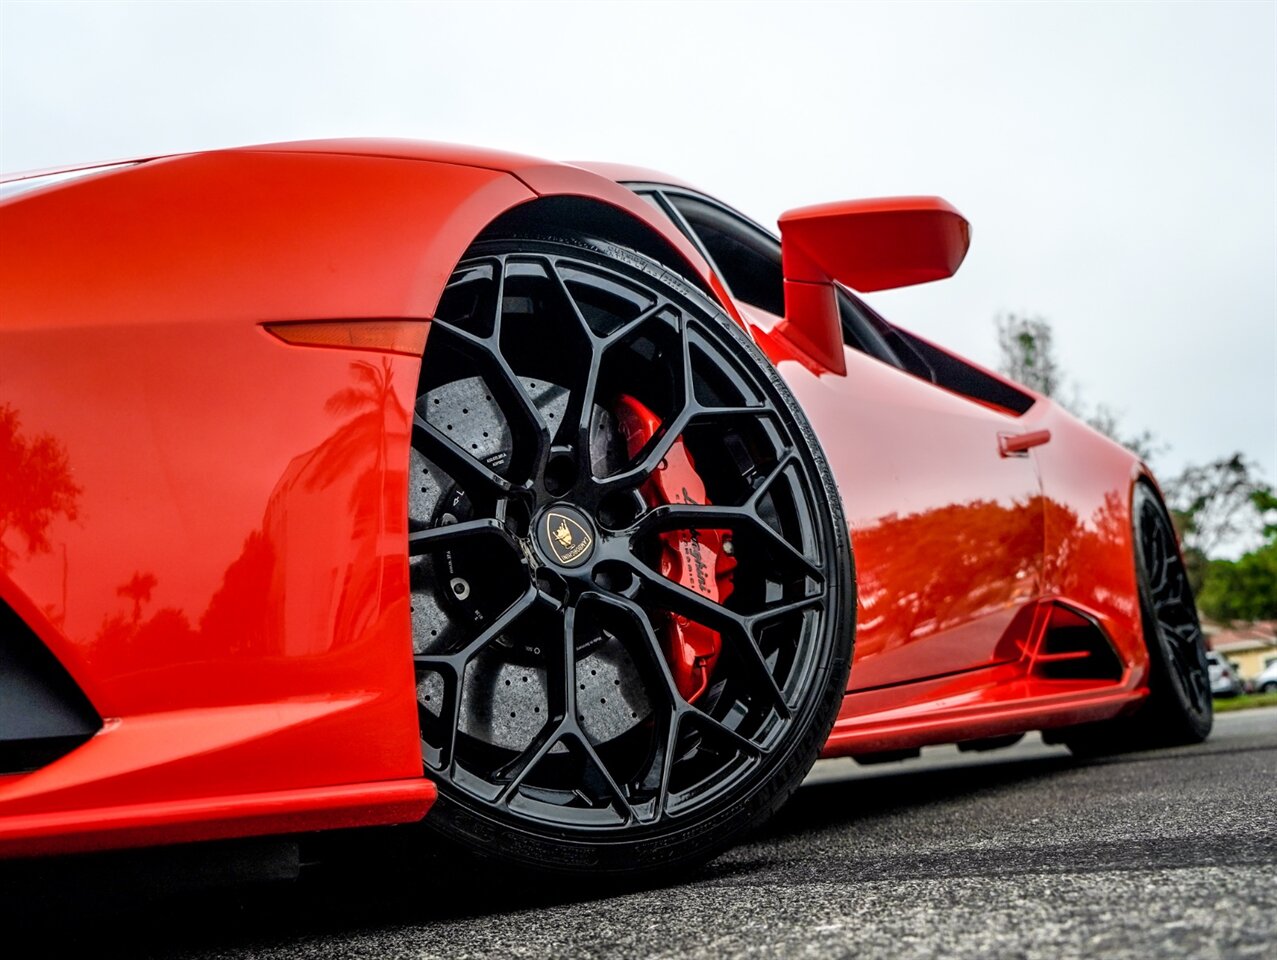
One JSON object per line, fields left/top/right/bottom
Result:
{"left": 1195, "top": 486, "right": 1277, "bottom": 622}
{"left": 1197, "top": 541, "right": 1277, "bottom": 621}
{"left": 1213, "top": 690, "right": 1277, "bottom": 713}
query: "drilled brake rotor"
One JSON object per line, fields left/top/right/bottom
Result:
{"left": 410, "top": 375, "right": 651, "bottom": 752}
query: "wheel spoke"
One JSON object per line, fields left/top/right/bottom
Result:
{"left": 431, "top": 670, "right": 463, "bottom": 774}
{"left": 572, "top": 729, "right": 640, "bottom": 824}
{"left": 746, "top": 453, "right": 800, "bottom": 507}
{"left": 719, "top": 632, "right": 792, "bottom": 719}
{"left": 493, "top": 717, "right": 568, "bottom": 803}
{"left": 681, "top": 706, "right": 765, "bottom": 761}
{"left": 1166, "top": 640, "right": 1203, "bottom": 712}
{"left": 412, "top": 413, "right": 520, "bottom": 498}
{"left": 414, "top": 581, "right": 539, "bottom": 674}
{"left": 592, "top": 405, "right": 695, "bottom": 495}
{"left": 593, "top": 402, "right": 781, "bottom": 498}
{"left": 408, "top": 517, "right": 519, "bottom": 557}
{"left": 635, "top": 500, "right": 824, "bottom": 583}
{"left": 629, "top": 559, "right": 746, "bottom": 636}
{"left": 652, "top": 710, "right": 682, "bottom": 818}
{"left": 584, "top": 590, "right": 766, "bottom": 813}
{"left": 578, "top": 307, "right": 670, "bottom": 456}
{"left": 585, "top": 592, "right": 683, "bottom": 707}
{"left": 748, "top": 593, "right": 824, "bottom": 628}
{"left": 627, "top": 562, "right": 790, "bottom": 716}
{"left": 601, "top": 302, "right": 669, "bottom": 350}
{"left": 433, "top": 288, "right": 554, "bottom": 484}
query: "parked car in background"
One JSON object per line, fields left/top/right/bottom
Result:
{"left": 1253, "top": 660, "right": 1277, "bottom": 694}
{"left": 1207, "top": 652, "right": 1245, "bottom": 697}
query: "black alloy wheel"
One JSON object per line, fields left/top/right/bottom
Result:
{"left": 1057, "top": 481, "right": 1212, "bottom": 756}
{"left": 1132, "top": 482, "right": 1213, "bottom": 738}
{"left": 407, "top": 233, "right": 853, "bottom": 877}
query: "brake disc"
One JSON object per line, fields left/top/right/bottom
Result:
{"left": 410, "top": 375, "right": 650, "bottom": 753}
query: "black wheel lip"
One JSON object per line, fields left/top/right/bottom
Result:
{"left": 410, "top": 240, "right": 846, "bottom": 833}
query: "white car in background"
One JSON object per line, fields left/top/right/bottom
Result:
{"left": 1207, "top": 652, "right": 1244, "bottom": 697}
{"left": 1254, "top": 660, "right": 1277, "bottom": 694}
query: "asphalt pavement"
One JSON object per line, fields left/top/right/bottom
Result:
{"left": 8, "top": 708, "right": 1275, "bottom": 959}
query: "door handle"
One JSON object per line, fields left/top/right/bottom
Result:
{"left": 999, "top": 429, "right": 1051, "bottom": 457}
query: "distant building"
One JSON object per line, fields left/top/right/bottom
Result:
{"left": 1205, "top": 620, "right": 1277, "bottom": 682}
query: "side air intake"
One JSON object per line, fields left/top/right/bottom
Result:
{"left": 0, "top": 599, "right": 101, "bottom": 774}
{"left": 1031, "top": 603, "right": 1124, "bottom": 682}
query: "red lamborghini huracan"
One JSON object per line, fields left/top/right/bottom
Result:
{"left": 0, "top": 140, "right": 1212, "bottom": 878}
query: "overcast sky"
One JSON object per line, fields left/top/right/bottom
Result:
{"left": 3, "top": 1, "right": 1274, "bottom": 505}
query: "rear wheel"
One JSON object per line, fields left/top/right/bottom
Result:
{"left": 1055, "top": 481, "right": 1212, "bottom": 756}
{"left": 408, "top": 234, "right": 853, "bottom": 878}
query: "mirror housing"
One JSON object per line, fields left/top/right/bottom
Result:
{"left": 774, "top": 197, "right": 969, "bottom": 375}
{"left": 779, "top": 196, "right": 971, "bottom": 293}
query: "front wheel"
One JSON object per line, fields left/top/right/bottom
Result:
{"left": 1055, "top": 481, "right": 1212, "bottom": 756}
{"left": 407, "top": 233, "right": 854, "bottom": 878}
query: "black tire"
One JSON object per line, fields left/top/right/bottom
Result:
{"left": 407, "top": 233, "right": 854, "bottom": 880}
{"left": 1260, "top": 682, "right": 1277, "bottom": 694}
{"left": 1055, "top": 480, "right": 1212, "bottom": 757}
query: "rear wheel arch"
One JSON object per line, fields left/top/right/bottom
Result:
{"left": 1046, "top": 471, "right": 1213, "bottom": 755}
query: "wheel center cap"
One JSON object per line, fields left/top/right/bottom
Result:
{"left": 535, "top": 504, "right": 596, "bottom": 568}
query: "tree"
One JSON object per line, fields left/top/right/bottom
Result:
{"left": 1176, "top": 476, "right": 1277, "bottom": 616}
{"left": 1163, "top": 454, "right": 1274, "bottom": 560}
{"left": 116, "top": 571, "right": 158, "bottom": 623}
{"left": 0, "top": 403, "right": 81, "bottom": 572}
{"left": 1197, "top": 541, "right": 1277, "bottom": 622}
{"left": 995, "top": 313, "right": 1061, "bottom": 397}
{"left": 993, "top": 313, "right": 1161, "bottom": 460}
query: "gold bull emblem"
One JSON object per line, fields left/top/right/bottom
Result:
{"left": 545, "top": 511, "right": 592, "bottom": 565}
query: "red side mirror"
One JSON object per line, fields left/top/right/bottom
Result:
{"left": 772, "top": 197, "right": 970, "bottom": 376}
{"left": 779, "top": 196, "right": 971, "bottom": 293}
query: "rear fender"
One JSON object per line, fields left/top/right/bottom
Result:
{"left": 1032, "top": 400, "right": 1150, "bottom": 681}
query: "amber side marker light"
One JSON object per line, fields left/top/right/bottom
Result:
{"left": 264, "top": 320, "right": 429, "bottom": 357}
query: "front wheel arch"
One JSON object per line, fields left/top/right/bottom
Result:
{"left": 473, "top": 195, "right": 717, "bottom": 299}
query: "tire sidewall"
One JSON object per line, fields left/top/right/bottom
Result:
{"left": 1132, "top": 481, "right": 1213, "bottom": 742}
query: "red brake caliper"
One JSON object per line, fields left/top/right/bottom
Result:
{"left": 614, "top": 395, "right": 736, "bottom": 703}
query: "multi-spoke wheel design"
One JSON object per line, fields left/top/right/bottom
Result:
{"left": 1057, "top": 482, "right": 1212, "bottom": 756}
{"left": 1132, "top": 482, "right": 1213, "bottom": 736}
{"left": 408, "top": 235, "right": 852, "bottom": 873}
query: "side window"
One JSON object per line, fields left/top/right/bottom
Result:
{"left": 664, "top": 194, "right": 787, "bottom": 317}
{"left": 664, "top": 192, "right": 911, "bottom": 372}
{"left": 841, "top": 292, "right": 936, "bottom": 383}
{"left": 633, "top": 191, "right": 667, "bottom": 214}
{"left": 837, "top": 291, "right": 907, "bottom": 370}
{"left": 642, "top": 187, "right": 1033, "bottom": 415}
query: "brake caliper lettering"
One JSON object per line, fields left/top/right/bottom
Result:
{"left": 615, "top": 395, "right": 736, "bottom": 702}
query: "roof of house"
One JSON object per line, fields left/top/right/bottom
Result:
{"left": 1206, "top": 620, "right": 1277, "bottom": 653}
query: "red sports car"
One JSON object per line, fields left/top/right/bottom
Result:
{"left": 0, "top": 140, "right": 1211, "bottom": 878}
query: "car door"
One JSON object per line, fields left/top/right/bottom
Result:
{"left": 649, "top": 189, "right": 1046, "bottom": 690}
